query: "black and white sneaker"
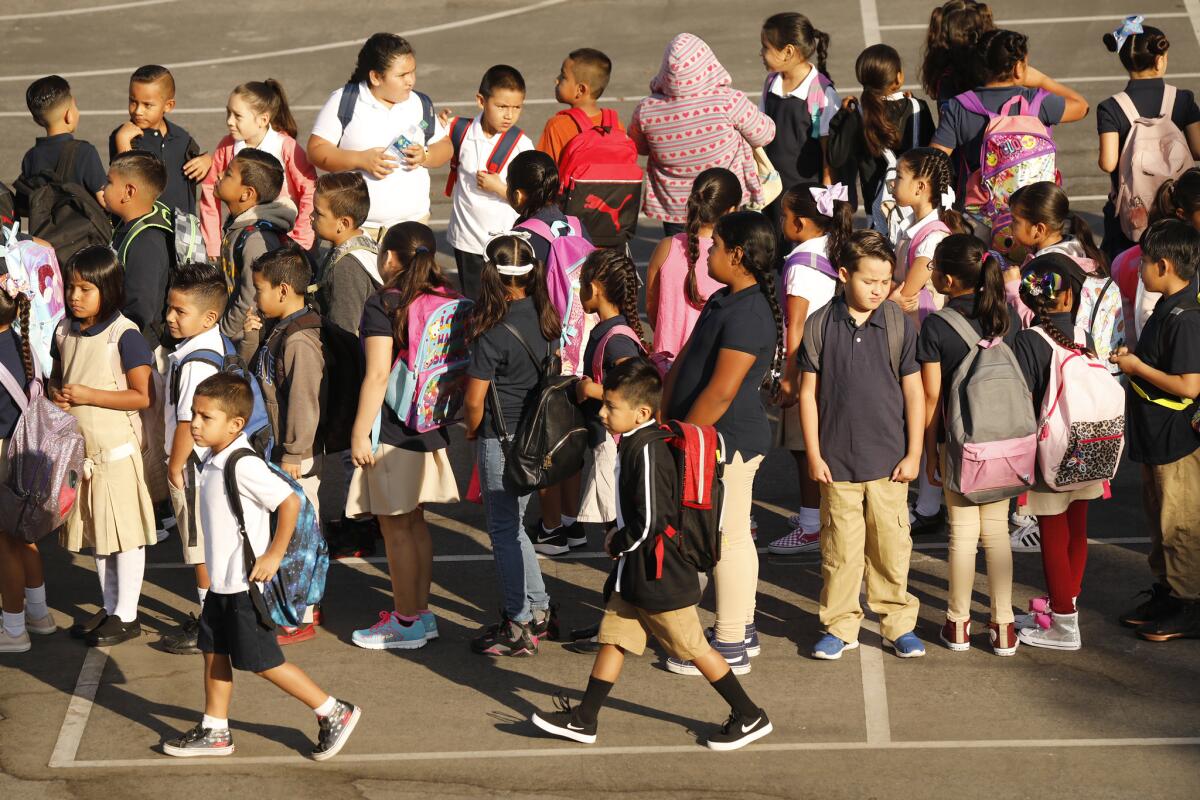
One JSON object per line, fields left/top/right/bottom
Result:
{"left": 162, "top": 614, "right": 202, "bottom": 655}
{"left": 311, "top": 700, "right": 361, "bottom": 761}
{"left": 531, "top": 692, "right": 597, "bottom": 744}
{"left": 705, "top": 709, "right": 773, "bottom": 751}
{"left": 563, "top": 521, "right": 587, "bottom": 548}
{"left": 531, "top": 523, "right": 570, "bottom": 556}
{"left": 163, "top": 723, "right": 234, "bottom": 757}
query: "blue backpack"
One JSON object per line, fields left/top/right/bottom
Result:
{"left": 171, "top": 334, "right": 274, "bottom": 456}
{"left": 224, "top": 449, "right": 328, "bottom": 629}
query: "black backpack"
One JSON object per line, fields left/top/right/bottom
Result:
{"left": 14, "top": 141, "right": 112, "bottom": 266}
{"left": 660, "top": 420, "right": 726, "bottom": 571}
{"left": 491, "top": 322, "right": 587, "bottom": 492}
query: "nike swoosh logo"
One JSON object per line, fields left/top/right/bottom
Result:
{"left": 567, "top": 723, "right": 585, "bottom": 731}
{"left": 741, "top": 718, "right": 761, "bottom": 733}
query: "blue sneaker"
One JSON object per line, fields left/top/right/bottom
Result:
{"left": 812, "top": 633, "right": 859, "bottom": 660}
{"left": 352, "top": 611, "right": 427, "bottom": 650}
{"left": 666, "top": 639, "right": 750, "bottom": 676}
{"left": 420, "top": 610, "right": 439, "bottom": 641}
{"left": 884, "top": 631, "right": 926, "bottom": 658}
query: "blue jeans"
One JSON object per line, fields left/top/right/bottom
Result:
{"left": 477, "top": 437, "right": 548, "bottom": 624}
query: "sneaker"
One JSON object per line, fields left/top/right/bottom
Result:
{"left": 1136, "top": 600, "right": 1200, "bottom": 642}
{"left": 69, "top": 609, "right": 107, "bottom": 640}
{"left": 1018, "top": 611, "right": 1081, "bottom": 650}
{"left": 0, "top": 629, "right": 31, "bottom": 653}
{"left": 471, "top": 618, "right": 537, "bottom": 656}
{"left": 767, "top": 527, "right": 820, "bottom": 555}
{"left": 883, "top": 631, "right": 926, "bottom": 658}
{"left": 1010, "top": 511, "right": 1036, "bottom": 528}
{"left": 568, "top": 622, "right": 600, "bottom": 653}
{"left": 530, "top": 692, "right": 597, "bottom": 744}
{"left": 87, "top": 616, "right": 141, "bottom": 647}
{"left": 667, "top": 638, "right": 750, "bottom": 676}
{"left": 812, "top": 633, "right": 858, "bottom": 660}
{"left": 420, "top": 610, "right": 439, "bottom": 640}
{"left": 531, "top": 523, "right": 570, "bottom": 556}
{"left": 910, "top": 507, "right": 946, "bottom": 537}
{"left": 1010, "top": 522, "right": 1041, "bottom": 553}
{"left": 939, "top": 618, "right": 970, "bottom": 652}
{"left": 311, "top": 700, "right": 361, "bottom": 761}
{"left": 163, "top": 723, "right": 234, "bottom": 758}
{"left": 162, "top": 614, "right": 202, "bottom": 655}
{"left": 1015, "top": 595, "right": 1054, "bottom": 630}
{"left": 705, "top": 709, "right": 773, "bottom": 752}
{"left": 352, "top": 611, "right": 427, "bottom": 650}
{"left": 989, "top": 621, "right": 1018, "bottom": 656}
{"left": 25, "top": 611, "right": 56, "bottom": 636}
{"left": 749, "top": 514, "right": 758, "bottom": 542}
{"left": 277, "top": 623, "right": 316, "bottom": 646}
{"left": 1120, "top": 583, "right": 1179, "bottom": 628}
{"left": 704, "top": 624, "right": 761, "bottom": 658}
{"left": 563, "top": 521, "right": 587, "bottom": 548}
{"left": 531, "top": 605, "right": 560, "bottom": 642}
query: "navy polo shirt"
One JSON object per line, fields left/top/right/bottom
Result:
{"left": 109, "top": 118, "right": 200, "bottom": 216}
{"left": 19, "top": 133, "right": 107, "bottom": 197}
{"left": 665, "top": 284, "right": 777, "bottom": 460}
{"left": 799, "top": 296, "right": 920, "bottom": 482}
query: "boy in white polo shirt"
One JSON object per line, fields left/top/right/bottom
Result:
{"left": 445, "top": 65, "right": 533, "bottom": 299}
{"left": 162, "top": 373, "right": 360, "bottom": 760}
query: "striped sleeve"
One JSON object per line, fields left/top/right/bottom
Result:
{"left": 728, "top": 91, "right": 775, "bottom": 148}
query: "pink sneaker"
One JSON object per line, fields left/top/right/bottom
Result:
{"left": 767, "top": 528, "right": 820, "bottom": 555}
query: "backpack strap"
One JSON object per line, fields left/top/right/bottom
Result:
{"left": 908, "top": 96, "right": 922, "bottom": 150}
{"left": 1160, "top": 84, "right": 1178, "bottom": 118}
{"left": 266, "top": 310, "right": 322, "bottom": 385}
{"left": 415, "top": 91, "right": 435, "bottom": 144}
{"left": 955, "top": 91, "right": 995, "bottom": 120}
{"left": 233, "top": 220, "right": 284, "bottom": 270}
{"left": 443, "top": 116, "right": 475, "bottom": 197}
{"left": 0, "top": 362, "right": 28, "bottom": 413}
{"left": 336, "top": 82, "right": 359, "bottom": 138}
{"left": 907, "top": 219, "right": 951, "bottom": 271}
{"left": 934, "top": 306, "right": 988, "bottom": 351}
{"left": 783, "top": 251, "right": 838, "bottom": 281}
{"left": 117, "top": 203, "right": 173, "bottom": 264}
{"left": 500, "top": 320, "right": 544, "bottom": 371}
{"left": 485, "top": 127, "right": 524, "bottom": 174}
{"left": 565, "top": 107, "right": 595, "bottom": 134}
{"left": 221, "top": 448, "right": 277, "bottom": 630}
{"left": 1113, "top": 92, "right": 1140, "bottom": 125}
{"left": 591, "top": 323, "right": 646, "bottom": 383}
{"left": 170, "top": 347, "right": 228, "bottom": 410}
{"left": 1024, "top": 88, "right": 1049, "bottom": 116}
{"left": 880, "top": 300, "right": 905, "bottom": 381}
{"left": 53, "top": 140, "right": 83, "bottom": 186}
{"left": 800, "top": 302, "right": 834, "bottom": 373}
{"left": 516, "top": 217, "right": 554, "bottom": 241}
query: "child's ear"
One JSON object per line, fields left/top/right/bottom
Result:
{"left": 476, "top": 93, "right": 486, "bottom": 110}
{"left": 163, "top": 96, "right": 176, "bottom": 114}
{"left": 838, "top": 266, "right": 850, "bottom": 284}
{"left": 242, "top": 186, "right": 256, "bottom": 205}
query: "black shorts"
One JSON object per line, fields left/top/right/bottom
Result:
{"left": 197, "top": 591, "right": 285, "bottom": 673}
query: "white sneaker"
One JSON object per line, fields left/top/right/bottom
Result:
{"left": 0, "top": 628, "right": 31, "bottom": 653}
{"left": 1017, "top": 612, "right": 1081, "bottom": 651}
{"left": 25, "top": 611, "right": 56, "bottom": 635}
{"left": 1010, "top": 523, "right": 1041, "bottom": 553}
{"left": 1010, "top": 511, "right": 1036, "bottom": 528}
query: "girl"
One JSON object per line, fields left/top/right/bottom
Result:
{"left": 463, "top": 233, "right": 561, "bottom": 656}
{"left": 51, "top": 246, "right": 156, "bottom": 648}
{"left": 918, "top": 235, "right": 1022, "bottom": 655}
{"left": 767, "top": 183, "right": 849, "bottom": 556}
{"left": 1097, "top": 19, "right": 1200, "bottom": 259}
{"left": 646, "top": 168, "right": 740, "bottom": 361}
{"left": 347, "top": 222, "right": 460, "bottom": 651}
{"left": 919, "top": 1, "right": 995, "bottom": 109}
{"left": 0, "top": 283, "right": 54, "bottom": 653}
{"left": 662, "top": 211, "right": 783, "bottom": 674}
{"left": 1124, "top": 170, "right": 1200, "bottom": 336}
{"left": 200, "top": 79, "right": 318, "bottom": 256}
{"left": 828, "top": 44, "right": 934, "bottom": 234}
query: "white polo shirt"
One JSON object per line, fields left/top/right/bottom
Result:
{"left": 164, "top": 325, "right": 224, "bottom": 455}
{"left": 445, "top": 115, "right": 533, "bottom": 255}
{"left": 894, "top": 207, "right": 948, "bottom": 281}
{"left": 760, "top": 67, "right": 841, "bottom": 137}
{"left": 310, "top": 82, "right": 449, "bottom": 228}
{"left": 783, "top": 235, "right": 837, "bottom": 320}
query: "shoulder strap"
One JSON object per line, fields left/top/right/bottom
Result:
{"left": 1113, "top": 92, "right": 1140, "bottom": 125}
{"left": 800, "top": 302, "right": 833, "bottom": 373}
{"left": 599, "top": 108, "right": 619, "bottom": 130}
{"left": 1160, "top": 84, "right": 1178, "bottom": 118}
{"left": 591, "top": 323, "right": 646, "bottom": 382}
{"left": 516, "top": 217, "right": 554, "bottom": 241}
{"left": 53, "top": 140, "right": 83, "bottom": 185}
{"left": 415, "top": 91, "right": 435, "bottom": 144}
{"left": 1025, "top": 88, "right": 1049, "bottom": 116}
{"left": 909, "top": 96, "right": 922, "bottom": 150}
{"left": 336, "top": 82, "right": 359, "bottom": 134}
{"left": 784, "top": 251, "right": 838, "bottom": 281}
{"left": 221, "top": 448, "right": 277, "bottom": 627}
{"left": 0, "top": 361, "right": 28, "bottom": 412}
{"left": 449, "top": 117, "right": 472, "bottom": 160}
{"left": 171, "top": 347, "right": 228, "bottom": 408}
{"left": 1089, "top": 277, "right": 1116, "bottom": 333}
{"left": 955, "top": 91, "right": 993, "bottom": 120}
{"left": 880, "top": 300, "right": 904, "bottom": 381}
{"left": 486, "top": 127, "right": 524, "bottom": 173}
{"left": 934, "top": 307, "right": 985, "bottom": 351}
{"left": 118, "top": 205, "right": 173, "bottom": 263}
{"left": 500, "top": 320, "right": 541, "bottom": 370}
{"left": 565, "top": 107, "right": 594, "bottom": 133}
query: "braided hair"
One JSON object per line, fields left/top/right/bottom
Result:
{"left": 580, "top": 249, "right": 648, "bottom": 347}
{"left": 1018, "top": 252, "right": 1094, "bottom": 356}
{"left": 713, "top": 211, "right": 784, "bottom": 397}
{"left": 684, "top": 168, "right": 742, "bottom": 309}
{"left": 896, "top": 147, "right": 968, "bottom": 234}
{"left": 0, "top": 290, "right": 33, "bottom": 384}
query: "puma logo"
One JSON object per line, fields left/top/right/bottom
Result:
{"left": 584, "top": 193, "right": 633, "bottom": 231}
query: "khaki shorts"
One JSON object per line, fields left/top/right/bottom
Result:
{"left": 598, "top": 594, "right": 710, "bottom": 661}
{"left": 347, "top": 444, "right": 459, "bottom": 518}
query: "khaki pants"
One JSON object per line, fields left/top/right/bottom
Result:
{"left": 712, "top": 453, "right": 762, "bottom": 643}
{"left": 945, "top": 487, "right": 1014, "bottom": 624}
{"left": 1144, "top": 447, "right": 1200, "bottom": 600}
{"left": 819, "top": 477, "right": 919, "bottom": 642}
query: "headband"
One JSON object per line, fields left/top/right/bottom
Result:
{"left": 1111, "top": 15, "right": 1145, "bottom": 51}
{"left": 809, "top": 183, "right": 848, "bottom": 217}
{"left": 485, "top": 229, "right": 535, "bottom": 275}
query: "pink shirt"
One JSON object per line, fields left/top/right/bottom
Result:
{"left": 652, "top": 233, "right": 721, "bottom": 357}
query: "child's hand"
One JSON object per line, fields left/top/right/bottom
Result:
{"left": 892, "top": 454, "right": 920, "bottom": 483}
{"left": 359, "top": 147, "right": 399, "bottom": 179}
{"left": 777, "top": 376, "right": 799, "bottom": 408}
{"left": 59, "top": 384, "right": 94, "bottom": 407}
{"left": 281, "top": 462, "right": 303, "bottom": 480}
{"left": 168, "top": 469, "right": 185, "bottom": 491}
{"left": 925, "top": 457, "right": 942, "bottom": 487}
{"left": 115, "top": 121, "right": 142, "bottom": 151}
{"left": 889, "top": 288, "right": 919, "bottom": 313}
{"left": 244, "top": 309, "right": 263, "bottom": 334}
{"left": 1109, "top": 346, "right": 1141, "bottom": 376}
{"left": 350, "top": 433, "right": 375, "bottom": 468}
{"left": 575, "top": 376, "right": 593, "bottom": 403}
{"left": 476, "top": 170, "right": 505, "bottom": 196}
{"left": 807, "top": 454, "right": 833, "bottom": 484}
{"left": 249, "top": 550, "right": 283, "bottom": 583}
{"left": 183, "top": 152, "right": 212, "bottom": 181}
{"left": 603, "top": 526, "right": 617, "bottom": 557}
{"left": 437, "top": 108, "right": 454, "bottom": 127}
{"left": 49, "top": 386, "right": 71, "bottom": 410}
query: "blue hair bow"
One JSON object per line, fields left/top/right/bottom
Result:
{"left": 1112, "top": 15, "right": 1145, "bottom": 51}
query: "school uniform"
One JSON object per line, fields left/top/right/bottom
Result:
{"left": 18, "top": 133, "right": 107, "bottom": 204}
{"left": 760, "top": 68, "right": 841, "bottom": 198}
{"left": 218, "top": 201, "right": 296, "bottom": 340}
{"left": 112, "top": 213, "right": 172, "bottom": 350}
{"left": 892, "top": 208, "right": 950, "bottom": 324}
{"left": 109, "top": 118, "right": 201, "bottom": 216}
{"left": 314, "top": 235, "right": 382, "bottom": 338}
{"left": 777, "top": 236, "right": 837, "bottom": 451}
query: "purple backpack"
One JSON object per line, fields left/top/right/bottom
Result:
{"left": 518, "top": 216, "right": 596, "bottom": 376}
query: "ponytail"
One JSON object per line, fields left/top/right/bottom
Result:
{"left": 16, "top": 295, "right": 32, "bottom": 385}
{"left": 580, "top": 250, "right": 648, "bottom": 347}
{"left": 1152, "top": 168, "right": 1200, "bottom": 223}
{"left": 1067, "top": 213, "right": 1110, "bottom": 276}
{"left": 1019, "top": 252, "right": 1094, "bottom": 356}
{"left": 932, "top": 233, "right": 1009, "bottom": 337}
{"left": 762, "top": 13, "right": 831, "bottom": 77}
{"left": 378, "top": 222, "right": 450, "bottom": 350}
{"left": 684, "top": 168, "right": 742, "bottom": 309}
{"left": 781, "top": 183, "right": 853, "bottom": 265}
{"left": 233, "top": 79, "right": 298, "bottom": 138}
{"left": 855, "top": 44, "right": 904, "bottom": 158}
{"left": 1009, "top": 182, "right": 1110, "bottom": 275}
{"left": 896, "top": 148, "right": 969, "bottom": 234}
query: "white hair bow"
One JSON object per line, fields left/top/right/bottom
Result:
{"left": 1112, "top": 15, "right": 1145, "bottom": 51}
{"left": 809, "top": 183, "right": 848, "bottom": 217}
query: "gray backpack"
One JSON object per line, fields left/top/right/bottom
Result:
{"left": 936, "top": 308, "right": 1038, "bottom": 503}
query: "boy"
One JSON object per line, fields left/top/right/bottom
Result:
{"left": 798, "top": 230, "right": 926, "bottom": 660}
{"left": 214, "top": 149, "right": 295, "bottom": 339}
{"left": 530, "top": 359, "right": 772, "bottom": 752}
{"left": 18, "top": 75, "right": 107, "bottom": 211}
{"left": 445, "top": 65, "right": 534, "bottom": 299}
{"left": 109, "top": 65, "right": 209, "bottom": 218}
{"left": 1111, "top": 218, "right": 1200, "bottom": 641}
{"left": 311, "top": 171, "right": 381, "bottom": 337}
{"left": 537, "top": 48, "right": 621, "bottom": 163}
{"left": 162, "top": 373, "right": 359, "bottom": 759}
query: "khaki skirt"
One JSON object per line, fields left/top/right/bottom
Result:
{"left": 1024, "top": 483, "right": 1105, "bottom": 517}
{"left": 347, "top": 444, "right": 460, "bottom": 518}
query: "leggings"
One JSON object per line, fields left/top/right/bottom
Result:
{"left": 945, "top": 489, "right": 1013, "bottom": 624}
{"left": 1038, "top": 500, "right": 1089, "bottom": 615}
{"left": 712, "top": 453, "right": 762, "bottom": 643}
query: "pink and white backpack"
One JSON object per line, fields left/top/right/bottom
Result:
{"left": 517, "top": 216, "right": 597, "bottom": 376}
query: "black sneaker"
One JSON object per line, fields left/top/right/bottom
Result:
{"left": 87, "top": 616, "right": 141, "bottom": 647}
{"left": 1137, "top": 599, "right": 1200, "bottom": 642}
{"left": 312, "top": 699, "right": 361, "bottom": 761}
{"left": 910, "top": 508, "right": 947, "bottom": 537}
{"left": 705, "top": 709, "right": 774, "bottom": 751}
{"left": 531, "top": 605, "right": 560, "bottom": 642}
{"left": 1120, "top": 583, "right": 1179, "bottom": 628}
{"left": 563, "top": 521, "right": 587, "bottom": 548}
{"left": 162, "top": 614, "right": 202, "bottom": 655}
{"left": 69, "top": 609, "right": 108, "bottom": 640}
{"left": 567, "top": 621, "right": 600, "bottom": 653}
{"left": 530, "top": 523, "right": 570, "bottom": 556}
{"left": 531, "top": 692, "right": 597, "bottom": 744}
{"left": 163, "top": 723, "right": 234, "bottom": 758}
{"left": 471, "top": 618, "right": 537, "bottom": 656}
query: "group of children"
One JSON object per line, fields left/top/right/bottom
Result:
{"left": 0, "top": 3, "right": 1198, "bottom": 758}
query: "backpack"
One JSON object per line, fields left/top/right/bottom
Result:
{"left": 379, "top": 290, "right": 473, "bottom": 434}
{"left": 934, "top": 309, "right": 1038, "bottom": 503}
{"left": 14, "top": 141, "right": 112, "bottom": 267}
{"left": 955, "top": 89, "right": 1060, "bottom": 260}
{"left": 1031, "top": 327, "right": 1126, "bottom": 491}
{"left": 516, "top": 215, "right": 597, "bottom": 376}
{"left": 171, "top": 334, "right": 273, "bottom": 456}
{"left": 801, "top": 299, "right": 906, "bottom": 380}
{"left": 780, "top": 249, "right": 838, "bottom": 321}
{"left": 224, "top": 220, "right": 288, "bottom": 294}
{"left": 493, "top": 321, "right": 588, "bottom": 493}
{"left": 1113, "top": 86, "right": 1192, "bottom": 243}
{"left": 1078, "top": 275, "right": 1126, "bottom": 374}
{"left": 1, "top": 224, "right": 65, "bottom": 377}
{"left": 557, "top": 108, "right": 644, "bottom": 247}
{"left": 443, "top": 116, "right": 524, "bottom": 197}
{"left": 116, "top": 201, "right": 174, "bottom": 267}
{"left": 659, "top": 420, "right": 725, "bottom": 572}
{"left": 335, "top": 82, "right": 435, "bottom": 146}
{"left": 223, "top": 449, "right": 328, "bottom": 629}
{"left": 590, "top": 323, "right": 647, "bottom": 383}
{"left": 174, "top": 207, "right": 205, "bottom": 266}
{"left": 867, "top": 97, "right": 922, "bottom": 237}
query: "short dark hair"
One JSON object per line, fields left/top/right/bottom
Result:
{"left": 602, "top": 358, "right": 661, "bottom": 413}
{"left": 66, "top": 245, "right": 125, "bottom": 322}
{"left": 194, "top": 373, "right": 253, "bottom": 422}
{"left": 568, "top": 48, "right": 612, "bottom": 98}
{"left": 479, "top": 64, "right": 525, "bottom": 98}
{"left": 1141, "top": 218, "right": 1200, "bottom": 280}
{"left": 316, "top": 171, "right": 370, "bottom": 228}
{"left": 26, "top": 75, "right": 71, "bottom": 127}
{"left": 170, "top": 261, "right": 228, "bottom": 315}
{"left": 110, "top": 151, "right": 167, "bottom": 198}
{"left": 130, "top": 64, "right": 175, "bottom": 99}
{"left": 233, "top": 149, "right": 284, "bottom": 204}
{"left": 251, "top": 244, "right": 312, "bottom": 291}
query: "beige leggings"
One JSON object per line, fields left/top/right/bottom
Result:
{"left": 945, "top": 487, "right": 1014, "bottom": 624}
{"left": 713, "top": 453, "right": 762, "bottom": 643}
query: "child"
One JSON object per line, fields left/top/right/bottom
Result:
{"left": 346, "top": 222, "right": 459, "bottom": 650}
{"left": 919, "top": 1, "right": 995, "bottom": 108}
{"left": 161, "top": 373, "right": 359, "bottom": 760}
{"left": 52, "top": 246, "right": 157, "bottom": 648}
{"left": 105, "top": 152, "right": 172, "bottom": 349}
{"left": 18, "top": 75, "right": 107, "bottom": 211}
{"left": 311, "top": 171, "right": 381, "bottom": 337}
{"left": 200, "top": 79, "right": 318, "bottom": 257}
{"left": 110, "top": 65, "right": 209, "bottom": 218}
{"left": 799, "top": 230, "right": 925, "bottom": 659}
{"left": 768, "top": 183, "right": 849, "bottom": 556}
{"left": 1097, "top": 19, "right": 1200, "bottom": 259}
{"left": 661, "top": 211, "right": 783, "bottom": 673}
{"left": 530, "top": 359, "right": 772, "bottom": 752}
{"left": 463, "top": 233, "right": 560, "bottom": 655}
{"left": 891, "top": 147, "right": 964, "bottom": 322}
{"left": 645, "top": 168, "right": 740, "bottom": 361}
{"left": 1110, "top": 219, "right": 1200, "bottom": 642}
{"left": 446, "top": 65, "right": 534, "bottom": 300}
{"left": 214, "top": 149, "right": 295, "bottom": 339}
{"left": 538, "top": 48, "right": 622, "bottom": 163}
{"left": 1124, "top": 170, "right": 1200, "bottom": 337}
{"left": 918, "top": 235, "right": 1022, "bottom": 655}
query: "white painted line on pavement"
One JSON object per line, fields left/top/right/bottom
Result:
{"left": 880, "top": 12, "right": 1189, "bottom": 31}
{"left": 1186, "top": 0, "right": 1200, "bottom": 49}
{"left": 857, "top": 618, "right": 891, "bottom": 744}
{"left": 0, "top": 0, "right": 177, "bottom": 21}
{"left": 47, "top": 647, "right": 109, "bottom": 768}
{"left": 860, "top": 0, "right": 881, "bottom": 46}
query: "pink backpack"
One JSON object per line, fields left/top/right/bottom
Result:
{"left": 1032, "top": 327, "right": 1125, "bottom": 492}
{"left": 590, "top": 323, "right": 648, "bottom": 383}
{"left": 517, "top": 216, "right": 597, "bottom": 376}
{"left": 1112, "top": 86, "right": 1192, "bottom": 242}
{"left": 905, "top": 220, "right": 951, "bottom": 322}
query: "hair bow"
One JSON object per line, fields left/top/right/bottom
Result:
{"left": 1020, "top": 269, "right": 1062, "bottom": 301}
{"left": 484, "top": 229, "right": 532, "bottom": 250}
{"left": 940, "top": 187, "right": 956, "bottom": 210}
{"left": 1111, "top": 15, "right": 1145, "bottom": 51}
{"left": 809, "top": 183, "right": 848, "bottom": 217}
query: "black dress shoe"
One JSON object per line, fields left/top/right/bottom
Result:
{"left": 70, "top": 610, "right": 108, "bottom": 639}
{"left": 910, "top": 508, "right": 947, "bottom": 537}
{"left": 87, "top": 616, "right": 142, "bottom": 647}
{"left": 1137, "top": 600, "right": 1200, "bottom": 642}
{"left": 161, "top": 614, "right": 201, "bottom": 655}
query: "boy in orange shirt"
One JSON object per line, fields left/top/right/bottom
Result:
{"left": 537, "top": 48, "right": 621, "bottom": 163}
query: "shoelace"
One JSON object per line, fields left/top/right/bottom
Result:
{"left": 368, "top": 611, "right": 395, "bottom": 632}
{"left": 552, "top": 691, "right": 574, "bottom": 715}
{"left": 718, "top": 711, "right": 739, "bottom": 734}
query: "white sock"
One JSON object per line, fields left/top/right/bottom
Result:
{"left": 2, "top": 610, "right": 24, "bottom": 638}
{"left": 799, "top": 507, "right": 819, "bottom": 532}
{"left": 24, "top": 584, "right": 48, "bottom": 619}
{"left": 197, "top": 587, "right": 208, "bottom": 608}
{"left": 561, "top": 515, "right": 577, "bottom": 527}
{"left": 541, "top": 522, "right": 561, "bottom": 534}
{"left": 201, "top": 714, "right": 228, "bottom": 731}
{"left": 915, "top": 467, "right": 943, "bottom": 517}
{"left": 302, "top": 605, "right": 314, "bottom": 624}
{"left": 113, "top": 547, "right": 146, "bottom": 623}
{"left": 95, "top": 555, "right": 118, "bottom": 615}
{"left": 314, "top": 695, "right": 337, "bottom": 717}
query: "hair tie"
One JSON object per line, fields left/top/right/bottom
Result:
{"left": 1111, "top": 15, "right": 1144, "bottom": 51}
{"left": 984, "top": 248, "right": 1005, "bottom": 267}
{"left": 496, "top": 263, "right": 534, "bottom": 276}
{"left": 413, "top": 246, "right": 429, "bottom": 254}
{"left": 809, "top": 183, "right": 848, "bottom": 217}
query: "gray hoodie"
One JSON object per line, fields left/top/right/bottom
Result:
{"left": 219, "top": 200, "right": 298, "bottom": 339}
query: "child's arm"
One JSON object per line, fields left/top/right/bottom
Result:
{"left": 112, "top": 122, "right": 141, "bottom": 155}
{"left": 896, "top": 257, "right": 933, "bottom": 306}
{"left": 798, "top": 370, "right": 831, "bottom": 483}
{"left": 279, "top": 333, "right": 325, "bottom": 478}
{"left": 627, "top": 118, "right": 650, "bottom": 156}
{"left": 463, "top": 377, "right": 489, "bottom": 441}
{"left": 220, "top": 234, "right": 271, "bottom": 339}
{"left": 920, "top": 360, "right": 943, "bottom": 486}
{"left": 1098, "top": 131, "right": 1120, "bottom": 174}
{"left": 893, "top": 370, "right": 925, "bottom": 482}
{"left": 60, "top": 364, "right": 153, "bottom": 411}
{"left": 1022, "top": 65, "right": 1089, "bottom": 123}
{"left": 1109, "top": 348, "right": 1200, "bottom": 398}
{"left": 249, "top": 493, "right": 300, "bottom": 583}
{"left": 349, "top": 334, "right": 392, "bottom": 467}
{"left": 286, "top": 140, "right": 318, "bottom": 248}
{"left": 681, "top": 348, "right": 756, "bottom": 426}
{"left": 779, "top": 295, "right": 810, "bottom": 408}
{"left": 728, "top": 92, "right": 776, "bottom": 149}
{"left": 198, "top": 143, "right": 230, "bottom": 258}
{"left": 645, "top": 237, "right": 673, "bottom": 332}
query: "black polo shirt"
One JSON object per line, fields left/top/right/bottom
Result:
{"left": 1126, "top": 281, "right": 1200, "bottom": 465}
{"left": 799, "top": 296, "right": 920, "bottom": 482}
{"left": 109, "top": 118, "right": 200, "bottom": 216}
{"left": 467, "top": 297, "right": 558, "bottom": 440}
{"left": 1013, "top": 312, "right": 1075, "bottom": 412}
{"left": 19, "top": 133, "right": 107, "bottom": 195}
{"left": 1097, "top": 79, "right": 1200, "bottom": 192}
{"left": 918, "top": 293, "right": 1022, "bottom": 401}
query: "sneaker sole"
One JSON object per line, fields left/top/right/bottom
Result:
{"left": 1136, "top": 630, "right": 1200, "bottom": 642}
{"left": 531, "top": 713, "right": 597, "bottom": 744}
{"left": 352, "top": 636, "right": 428, "bottom": 651}
{"left": 1010, "top": 545, "right": 1042, "bottom": 553}
{"left": 26, "top": 624, "right": 56, "bottom": 636}
{"left": 478, "top": 645, "right": 536, "bottom": 656}
{"left": 991, "top": 644, "right": 1019, "bottom": 656}
{"left": 767, "top": 544, "right": 820, "bottom": 555}
{"left": 745, "top": 643, "right": 761, "bottom": 658}
{"left": 812, "top": 640, "right": 859, "bottom": 660}
{"left": 705, "top": 720, "right": 774, "bottom": 752}
{"left": 424, "top": 630, "right": 439, "bottom": 641}
{"left": 1016, "top": 632, "right": 1081, "bottom": 650}
{"left": 311, "top": 707, "right": 361, "bottom": 762}
{"left": 532, "top": 543, "right": 570, "bottom": 555}
{"left": 163, "top": 644, "right": 203, "bottom": 655}
{"left": 88, "top": 629, "right": 142, "bottom": 647}
{"left": 666, "top": 659, "right": 751, "bottom": 676}
{"left": 0, "top": 642, "right": 31, "bottom": 653}
{"left": 163, "top": 743, "right": 234, "bottom": 758}
{"left": 883, "top": 640, "right": 926, "bottom": 658}
{"left": 939, "top": 633, "right": 971, "bottom": 652}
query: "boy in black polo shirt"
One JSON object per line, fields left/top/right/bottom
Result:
{"left": 1110, "top": 219, "right": 1200, "bottom": 641}
{"left": 17, "top": 75, "right": 107, "bottom": 211}
{"left": 106, "top": 151, "right": 173, "bottom": 349}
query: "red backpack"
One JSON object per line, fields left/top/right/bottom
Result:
{"left": 556, "top": 108, "right": 643, "bottom": 247}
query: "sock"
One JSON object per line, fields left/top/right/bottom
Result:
{"left": 197, "top": 587, "right": 208, "bottom": 608}
{"left": 576, "top": 676, "right": 613, "bottom": 725}
{"left": 542, "top": 522, "right": 561, "bottom": 534}
{"left": 417, "top": 608, "right": 431, "bottom": 616}
{"left": 314, "top": 695, "right": 337, "bottom": 718}
{"left": 710, "top": 671, "right": 759, "bottom": 721}
{"left": 113, "top": 547, "right": 146, "bottom": 624}
{"left": 396, "top": 613, "right": 419, "bottom": 624}
{"left": 302, "top": 605, "right": 314, "bottom": 624}
{"left": 561, "top": 515, "right": 577, "bottom": 527}
{"left": 2, "top": 610, "right": 24, "bottom": 638}
{"left": 201, "top": 714, "right": 228, "bottom": 731}
{"left": 95, "top": 555, "right": 117, "bottom": 615}
{"left": 24, "top": 584, "right": 48, "bottom": 619}
{"left": 915, "top": 468, "right": 943, "bottom": 517}
{"left": 798, "top": 507, "right": 819, "bottom": 532}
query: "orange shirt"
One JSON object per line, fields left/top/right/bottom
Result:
{"left": 537, "top": 109, "right": 626, "bottom": 165}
